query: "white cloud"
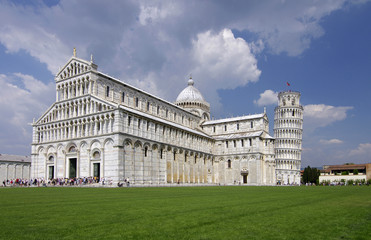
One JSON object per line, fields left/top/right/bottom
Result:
{"left": 0, "top": 25, "right": 70, "bottom": 74}
{"left": 302, "top": 141, "right": 371, "bottom": 167}
{"left": 303, "top": 104, "right": 353, "bottom": 130}
{"left": 234, "top": 1, "right": 347, "bottom": 56}
{"left": 0, "top": 0, "right": 360, "bottom": 104}
{"left": 0, "top": 0, "right": 367, "bottom": 156}
{"left": 192, "top": 29, "right": 261, "bottom": 86}
{"left": 250, "top": 39, "right": 265, "bottom": 55}
{"left": 138, "top": 2, "right": 180, "bottom": 26}
{"left": 0, "top": 73, "right": 54, "bottom": 154}
{"left": 190, "top": 28, "right": 261, "bottom": 112}
{"left": 349, "top": 143, "right": 371, "bottom": 157}
{"left": 319, "top": 139, "right": 343, "bottom": 144}
{"left": 0, "top": 3, "right": 70, "bottom": 74}
{"left": 0, "top": 0, "right": 356, "bottom": 80}
{"left": 254, "top": 89, "right": 278, "bottom": 106}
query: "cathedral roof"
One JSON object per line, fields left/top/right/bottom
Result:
{"left": 213, "top": 131, "right": 274, "bottom": 140}
{"left": 0, "top": 154, "right": 31, "bottom": 163}
{"left": 175, "top": 78, "right": 206, "bottom": 103}
{"left": 118, "top": 105, "right": 211, "bottom": 139}
{"left": 202, "top": 113, "right": 266, "bottom": 125}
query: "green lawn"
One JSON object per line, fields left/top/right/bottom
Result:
{"left": 0, "top": 186, "right": 370, "bottom": 240}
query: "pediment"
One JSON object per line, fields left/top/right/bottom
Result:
{"left": 55, "top": 57, "right": 97, "bottom": 82}
{"left": 34, "top": 95, "right": 116, "bottom": 126}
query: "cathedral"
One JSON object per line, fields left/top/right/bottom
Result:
{"left": 31, "top": 52, "right": 303, "bottom": 185}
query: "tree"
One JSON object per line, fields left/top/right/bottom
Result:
{"left": 302, "top": 166, "right": 320, "bottom": 184}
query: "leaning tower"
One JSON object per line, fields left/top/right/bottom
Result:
{"left": 274, "top": 91, "right": 303, "bottom": 185}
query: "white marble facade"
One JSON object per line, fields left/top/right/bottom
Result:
{"left": 0, "top": 154, "right": 31, "bottom": 181}
{"left": 274, "top": 92, "right": 304, "bottom": 185}
{"left": 31, "top": 53, "right": 302, "bottom": 185}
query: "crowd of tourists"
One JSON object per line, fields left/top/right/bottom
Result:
{"left": 2, "top": 177, "right": 112, "bottom": 187}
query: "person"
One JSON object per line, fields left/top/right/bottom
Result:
{"left": 126, "top": 177, "right": 130, "bottom": 187}
{"left": 2, "top": 180, "right": 5, "bottom": 187}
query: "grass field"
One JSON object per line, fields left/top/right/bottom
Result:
{"left": 0, "top": 186, "right": 370, "bottom": 240}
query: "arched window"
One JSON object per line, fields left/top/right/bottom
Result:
{"left": 69, "top": 146, "right": 76, "bottom": 153}
{"left": 93, "top": 151, "right": 100, "bottom": 159}
{"left": 122, "top": 92, "right": 125, "bottom": 103}
{"left": 106, "top": 86, "right": 110, "bottom": 97}
{"left": 48, "top": 156, "right": 54, "bottom": 162}
{"left": 228, "top": 159, "right": 231, "bottom": 168}
{"left": 144, "top": 147, "right": 148, "bottom": 157}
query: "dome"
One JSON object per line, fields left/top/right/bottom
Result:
{"left": 175, "top": 78, "right": 210, "bottom": 121}
{"left": 175, "top": 78, "right": 206, "bottom": 103}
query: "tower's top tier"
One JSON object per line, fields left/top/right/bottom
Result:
{"left": 277, "top": 91, "right": 301, "bottom": 107}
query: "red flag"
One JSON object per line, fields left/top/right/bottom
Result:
{"left": 286, "top": 82, "right": 291, "bottom": 86}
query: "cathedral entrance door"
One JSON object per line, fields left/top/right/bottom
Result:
{"left": 241, "top": 169, "right": 248, "bottom": 184}
{"left": 69, "top": 158, "right": 77, "bottom": 178}
{"left": 243, "top": 174, "right": 247, "bottom": 184}
{"left": 48, "top": 166, "right": 54, "bottom": 179}
{"left": 93, "top": 163, "right": 100, "bottom": 179}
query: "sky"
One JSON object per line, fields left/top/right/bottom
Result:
{"left": 0, "top": 0, "right": 370, "bottom": 168}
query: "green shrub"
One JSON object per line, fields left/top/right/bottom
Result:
{"left": 353, "top": 169, "right": 358, "bottom": 175}
{"left": 347, "top": 179, "right": 354, "bottom": 185}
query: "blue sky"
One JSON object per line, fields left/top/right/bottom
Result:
{"left": 0, "top": 0, "right": 370, "bottom": 168}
